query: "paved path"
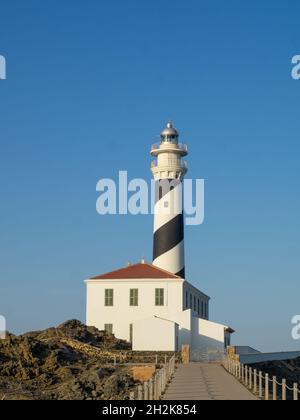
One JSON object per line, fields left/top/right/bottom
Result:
{"left": 163, "top": 363, "right": 259, "bottom": 400}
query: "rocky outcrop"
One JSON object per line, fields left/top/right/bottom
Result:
{"left": 0, "top": 320, "right": 134, "bottom": 400}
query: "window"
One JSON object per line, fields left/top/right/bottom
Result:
{"left": 205, "top": 302, "right": 207, "bottom": 319}
{"left": 104, "top": 324, "right": 113, "bottom": 334}
{"left": 190, "top": 294, "right": 192, "bottom": 309}
{"left": 197, "top": 298, "right": 200, "bottom": 315}
{"left": 129, "top": 324, "right": 133, "bottom": 343}
{"left": 159, "top": 186, "right": 163, "bottom": 200}
{"left": 225, "top": 335, "right": 229, "bottom": 348}
{"left": 155, "top": 288, "right": 164, "bottom": 306}
{"left": 105, "top": 289, "right": 114, "bottom": 306}
{"left": 194, "top": 296, "right": 196, "bottom": 311}
{"left": 201, "top": 301, "right": 204, "bottom": 317}
{"left": 185, "top": 291, "right": 188, "bottom": 308}
{"left": 130, "top": 289, "right": 138, "bottom": 306}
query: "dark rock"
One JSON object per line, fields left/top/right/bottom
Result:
{"left": 249, "top": 357, "right": 300, "bottom": 400}
{"left": 0, "top": 319, "right": 134, "bottom": 400}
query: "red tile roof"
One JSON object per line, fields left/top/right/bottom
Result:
{"left": 89, "top": 262, "right": 180, "bottom": 280}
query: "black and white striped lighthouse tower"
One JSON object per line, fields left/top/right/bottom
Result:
{"left": 151, "top": 122, "right": 188, "bottom": 278}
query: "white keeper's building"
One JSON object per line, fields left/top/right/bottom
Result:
{"left": 85, "top": 122, "right": 234, "bottom": 358}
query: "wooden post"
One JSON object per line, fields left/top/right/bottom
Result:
{"left": 282, "top": 379, "right": 286, "bottom": 401}
{"left": 155, "top": 354, "right": 158, "bottom": 364}
{"left": 164, "top": 354, "right": 167, "bottom": 365}
{"left": 157, "top": 372, "right": 160, "bottom": 399}
{"left": 259, "top": 371, "right": 262, "bottom": 398}
{"left": 114, "top": 355, "right": 117, "bottom": 366}
{"left": 293, "top": 383, "right": 298, "bottom": 401}
{"left": 249, "top": 367, "right": 252, "bottom": 389}
{"left": 171, "top": 355, "right": 175, "bottom": 374}
{"left": 245, "top": 366, "right": 248, "bottom": 387}
{"left": 129, "top": 391, "right": 135, "bottom": 400}
{"left": 149, "top": 379, "right": 153, "bottom": 400}
{"left": 265, "top": 373, "right": 269, "bottom": 400}
{"left": 153, "top": 375, "right": 157, "bottom": 400}
{"left": 159, "top": 371, "right": 163, "bottom": 398}
{"left": 273, "top": 376, "right": 277, "bottom": 401}
{"left": 138, "top": 385, "right": 143, "bottom": 400}
{"left": 253, "top": 369, "right": 257, "bottom": 394}
{"left": 241, "top": 364, "right": 244, "bottom": 383}
{"left": 144, "top": 381, "right": 148, "bottom": 400}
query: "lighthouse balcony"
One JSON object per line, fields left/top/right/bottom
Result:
{"left": 150, "top": 142, "right": 188, "bottom": 157}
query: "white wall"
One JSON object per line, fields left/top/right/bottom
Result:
{"left": 183, "top": 281, "right": 210, "bottom": 319}
{"left": 176, "top": 309, "right": 192, "bottom": 349}
{"left": 86, "top": 278, "right": 183, "bottom": 342}
{"left": 132, "top": 317, "right": 178, "bottom": 351}
{"left": 85, "top": 277, "right": 225, "bottom": 352}
{"left": 191, "top": 318, "right": 226, "bottom": 352}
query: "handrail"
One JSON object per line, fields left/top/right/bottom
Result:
{"left": 129, "top": 354, "right": 176, "bottom": 400}
{"left": 223, "top": 357, "right": 299, "bottom": 400}
{"left": 151, "top": 142, "right": 188, "bottom": 152}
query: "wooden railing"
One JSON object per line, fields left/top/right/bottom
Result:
{"left": 129, "top": 354, "right": 176, "bottom": 400}
{"left": 224, "top": 357, "right": 299, "bottom": 400}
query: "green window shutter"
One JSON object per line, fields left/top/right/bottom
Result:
{"left": 105, "top": 289, "right": 114, "bottom": 306}
{"left": 130, "top": 289, "right": 138, "bottom": 306}
{"left": 155, "top": 288, "right": 164, "bottom": 306}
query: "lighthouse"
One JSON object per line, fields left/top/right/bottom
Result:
{"left": 86, "top": 121, "right": 234, "bottom": 354}
{"left": 151, "top": 121, "right": 188, "bottom": 278}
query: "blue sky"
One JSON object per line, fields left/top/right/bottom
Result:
{"left": 0, "top": 0, "right": 299, "bottom": 351}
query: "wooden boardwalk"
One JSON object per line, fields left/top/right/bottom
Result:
{"left": 163, "top": 363, "right": 259, "bottom": 400}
